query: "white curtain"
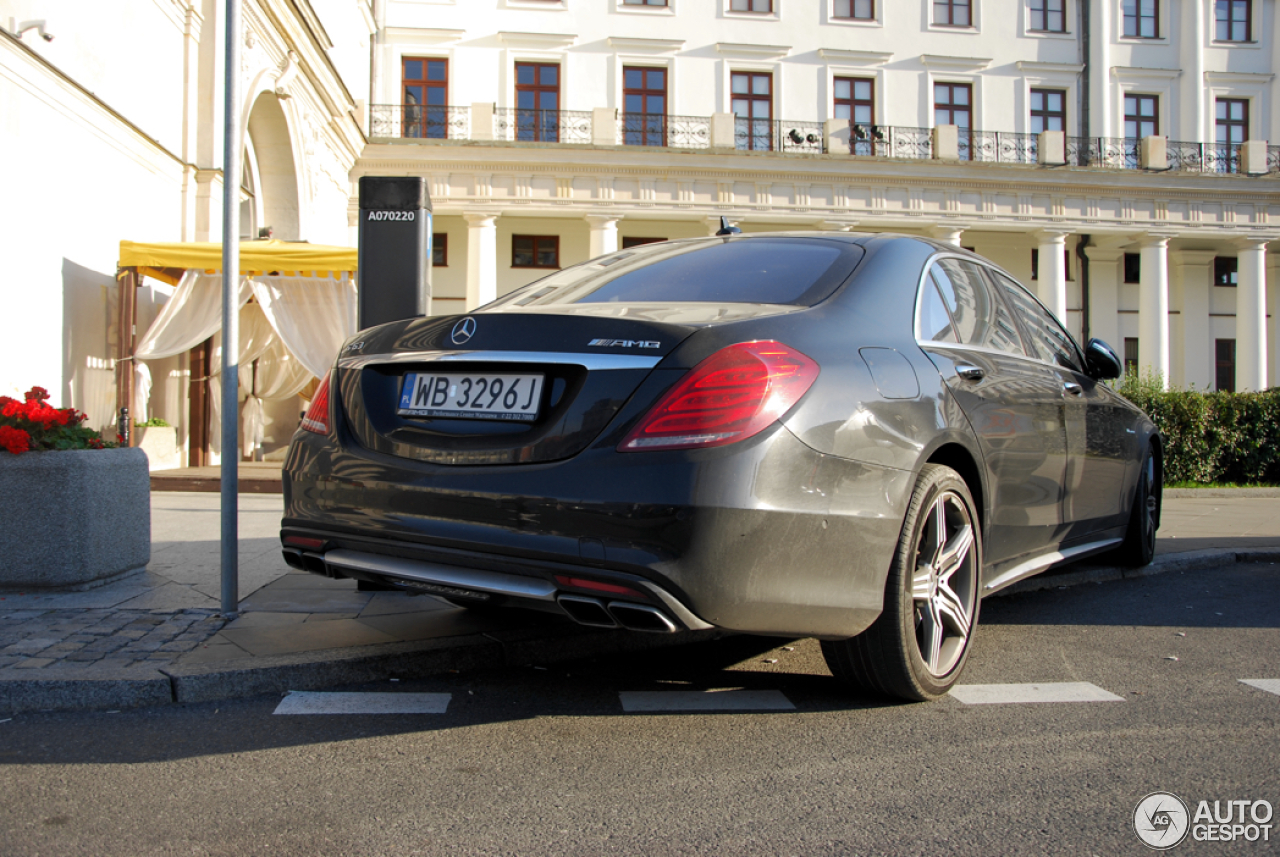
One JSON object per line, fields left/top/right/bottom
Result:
{"left": 251, "top": 336, "right": 313, "bottom": 399}
{"left": 249, "top": 274, "right": 357, "bottom": 379}
{"left": 133, "top": 361, "right": 152, "bottom": 423}
{"left": 135, "top": 271, "right": 253, "bottom": 360}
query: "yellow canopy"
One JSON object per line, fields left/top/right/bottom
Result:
{"left": 119, "top": 239, "right": 358, "bottom": 276}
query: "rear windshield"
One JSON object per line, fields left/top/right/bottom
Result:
{"left": 483, "top": 237, "right": 863, "bottom": 310}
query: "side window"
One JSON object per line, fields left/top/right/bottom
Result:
{"left": 933, "top": 258, "right": 1026, "bottom": 356}
{"left": 991, "top": 271, "right": 1082, "bottom": 372}
{"left": 917, "top": 272, "right": 957, "bottom": 343}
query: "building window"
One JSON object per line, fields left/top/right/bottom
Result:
{"left": 512, "top": 235, "right": 560, "bottom": 269}
{"left": 1124, "top": 338, "right": 1139, "bottom": 374}
{"left": 732, "top": 71, "right": 773, "bottom": 151}
{"left": 623, "top": 67, "right": 667, "bottom": 147}
{"left": 1122, "top": 0, "right": 1158, "bottom": 38}
{"left": 1030, "top": 88, "right": 1066, "bottom": 133}
{"left": 934, "top": 82, "right": 973, "bottom": 159}
{"left": 1029, "top": 0, "right": 1065, "bottom": 32}
{"left": 1030, "top": 248, "right": 1071, "bottom": 281}
{"left": 1216, "top": 98, "right": 1248, "bottom": 146}
{"left": 515, "top": 63, "right": 560, "bottom": 142}
{"left": 1215, "top": 339, "right": 1236, "bottom": 392}
{"left": 834, "top": 0, "right": 874, "bottom": 18}
{"left": 834, "top": 77, "right": 875, "bottom": 154}
{"left": 933, "top": 0, "right": 972, "bottom": 26}
{"left": 1215, "top": 0, "right": 1250, "bottom": 41}
{"left": 432, "top": 233, "right": 447, "bottom": 267}
{"left": 730, "top": 0, "right": 773, "bottom": 11}
{"left": 1124, "top": 253, "right": 1141, "bottom": 283}
{"left": 622, "top": 236, "right": 666, "bottom": 248}
{"left": 1124, "top": 94, "right": 1158, "bottom": 139}
{"left": 1214, "top": 256, "right": 1238, "bottom": 286}
{"left": 402, "top": 57, "right": 448, "bottom": 139}
{"left": 623, "top": 0, "right": 668, "bottom": 5}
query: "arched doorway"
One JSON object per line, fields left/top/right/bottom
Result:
{"left": 245, "top": 92, "right": 300, "bottom": 240}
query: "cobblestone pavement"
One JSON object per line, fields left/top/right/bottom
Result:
{"left": 0, "top": 608, "right": 226, "bottom": 671}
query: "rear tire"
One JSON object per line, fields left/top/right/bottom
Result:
{"left": 821, "top": 464, "right": 982, "bottom": 702}
{"left": 1116, "top": 443, "right": 1161, "bottom": 568}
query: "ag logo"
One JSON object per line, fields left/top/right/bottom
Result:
{"left": 451, "top": 317, "right": 477, "bottom": 345}
{"left": 1135, "top": 792, "right": 1190, "bottom": 850}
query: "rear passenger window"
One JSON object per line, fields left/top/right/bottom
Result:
{"left": 932, "top": 259, "right": 1025, "bottom": 356}
{"left": 991, "top": 272, "right": 1082, "bottom": 372}
{"left": 917, "top": 274, "right": 957, "bottom": 343}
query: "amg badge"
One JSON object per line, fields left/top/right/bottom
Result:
{"left": 587, "top": 339, "right": 661, "bottom": 349}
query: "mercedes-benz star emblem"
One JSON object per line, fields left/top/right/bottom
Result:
{"left": 451, "top": 317, "right": 477, "bottom": 345}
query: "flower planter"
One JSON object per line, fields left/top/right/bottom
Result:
{"left": 0, "top": 447, "right": 151, "bottom": 590}
{"left": 138, "top": 425, "right": 180, "bottom": 471}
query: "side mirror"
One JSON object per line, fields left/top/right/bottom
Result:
{"left": 1085, "top": 338, "right": 1123, "bottom": 380}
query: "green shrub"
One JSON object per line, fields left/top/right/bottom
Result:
{"left": 137, "top": 417, "right": 171, "bottom": 428}
{"left": 1115, "top": 371, "right": 1280, "bottom": 485}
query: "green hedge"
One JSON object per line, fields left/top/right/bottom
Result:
{"left": 1115, "top": 374, "right": 1280, "bottom": 485}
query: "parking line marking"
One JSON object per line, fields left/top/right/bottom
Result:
{"left": 619, "top": 690, "right": 795, "bottom": 712}
{"left": 273, "top": 691, "right": 452, "bottom": 715}
{"left": 1240, "top": 679, "right": 1280, "bottom": 697}
{"left": 951, "top": 682, "right": 1125, "bottom": 705}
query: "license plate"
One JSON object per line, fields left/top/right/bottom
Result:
{"left": 397, "top": 372, "right": 544, "bottom": 421}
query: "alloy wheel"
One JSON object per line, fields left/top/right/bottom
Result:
{"left": 910, "top": 492, "right": 978, "bottom": 678}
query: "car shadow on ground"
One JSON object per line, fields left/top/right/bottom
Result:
{"left": 0, "top": 635, "right": 916, "bottom": 766}
{"left": 982, "top": 560, "right": 1280, "bottom": 629}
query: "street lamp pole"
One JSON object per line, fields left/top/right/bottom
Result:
{"left": 220, "top": 0, "right": 242, "bottom": 616}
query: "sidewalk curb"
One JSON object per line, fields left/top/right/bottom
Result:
{"left": 3, "top": 549, "right": 1275, "bottom": 716}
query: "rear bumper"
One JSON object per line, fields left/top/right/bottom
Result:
{"left": 281, "top": 423, "right": 911, "bottom": 638}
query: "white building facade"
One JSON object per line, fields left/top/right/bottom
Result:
{"left": 361, "top": 0, "right": 1280, "bottom": 392}
{"left": 1, "top": 0, "right": 369, "bottom": 460}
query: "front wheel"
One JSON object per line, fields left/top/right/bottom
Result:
{"left": 821, "top": 464, "right": 982, "bottom": 702}
{"left": 1116, "top": 443, "right": 1161, "bottom": 568}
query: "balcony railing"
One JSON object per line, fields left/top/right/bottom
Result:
{"left": 967, "top": 130, "right": 1039, "bottom": 164}
{"left": 368, "top": 104, "right": 1278, "bottom": 177}
{"left": 371, "top": 104, "right": 470, "bottom": 140}
{"left": 494, "top": 108, "right": 593, "bottom": 144}
{"left": 735, "top": 118, "right": 825, "bottom": 154}
{"left": 622, "top": 113, "right": 711, "bottom": 149}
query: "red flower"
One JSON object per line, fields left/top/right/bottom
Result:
{"left": 0, "top": 425, "right": 30, "bottom": 454}
{"left": 24, "top": 386, "right": 50, "bottom": 403}
{"left": 1, "top": 400, "right": 21, "bottom": 419}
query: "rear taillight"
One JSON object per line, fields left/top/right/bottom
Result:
{"left": 300, "top": 372, "right": 332, "bottom": 435}
{"left": 619, "top": 341, "right": 818, "bottom": 452}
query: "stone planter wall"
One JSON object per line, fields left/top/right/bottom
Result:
{"left": 0, "top": 447, "right": 151, "bottom": 590}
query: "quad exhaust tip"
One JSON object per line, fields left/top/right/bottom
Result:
{"left": 557, "top": 595, "right": 679, "bottom": 633}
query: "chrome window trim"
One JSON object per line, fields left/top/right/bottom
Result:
{"left": 338, "top": 350, "right": 664, "bottom": 371}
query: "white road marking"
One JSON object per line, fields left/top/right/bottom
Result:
{"left": 273, "top": 691, "right": 451, "bottom": 715}
{"left": 619, "top": 690, "right": 795, "bottom": 712}
{"left": 1240, "top": 679, "right": 1280, "bottom": 696}
{"left": 951, "top": 682, "right": 1125, "bottom": 705}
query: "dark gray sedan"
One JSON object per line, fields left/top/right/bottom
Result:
{"left": 281, "top": 232, "right": 1160, "bottom": 701}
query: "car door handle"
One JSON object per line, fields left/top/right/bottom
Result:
{"left": 1063, "top": 381, "right": 1083, "bottom": 396}
{"left": 955, "top": 365, "right": 985, "bottom": 381}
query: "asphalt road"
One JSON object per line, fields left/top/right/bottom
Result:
{"left": 2, "top": 561, "right": 1278, "bottom": 856}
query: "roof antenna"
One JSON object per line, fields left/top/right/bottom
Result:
{"left": 715, "top": 216, "right": 741, "bottom": 236}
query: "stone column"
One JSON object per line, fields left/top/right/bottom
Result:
{"left": 1269, "top": 253, "right": 1280, "bottom": 390}
{"left": 927, "top": 224, "right": 967, "bottom": 247}
{"left": 1169, "top": 250, "right": 1215, "bottom": 390}
{"left": 1138, "top": 234, "right": 1174, "bottom": 388}
{"left": 1083, "top": 245, "right": 1124, "bottom": 350}
{"left": 464, "top": 212, "right": 499, "bottom": 311}
{"left": 1035, "top": 230, "right": 1071, "bottom": 321}
{"left": 585, "top": 214, "right": 621, "bottom": 259}
{"left": 1235, "top": 237, "right": 1273, "bottom": 392}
